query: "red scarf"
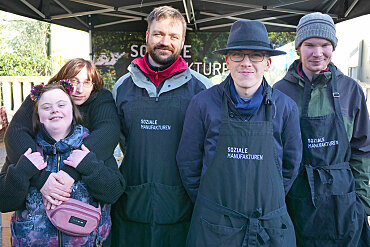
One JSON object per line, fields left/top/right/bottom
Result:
{"left": 133, "top": 53, "right": 188, "bottom": 86}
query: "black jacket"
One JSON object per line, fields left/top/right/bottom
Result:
{"left": 176, "top": 76, "right": 302, "bottom": 203}
{"left": 2, "top": 89, "right": 125, "bottom": 212}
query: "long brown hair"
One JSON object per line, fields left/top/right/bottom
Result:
{"left": 48, "top": 58, "right": 104, "bottom": 94}
{"left": 32, "top": 84, "right": 83, "bottom": 134}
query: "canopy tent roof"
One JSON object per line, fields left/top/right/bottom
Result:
{"left": 0, "top": 0, "right": 369, "bottom": 32}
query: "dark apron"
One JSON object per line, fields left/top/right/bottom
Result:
{"left": 186, "top": 89, "right": 296, "bottom": 247}
{"left": 286, "top": 65, "right": 370, "bottom": 246}
{"left": 111, "top": 92, "right": 193, "bottom": 247}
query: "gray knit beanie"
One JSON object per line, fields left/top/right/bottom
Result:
{"left": 295, "top": 12, "right": 337, "bottom": 49}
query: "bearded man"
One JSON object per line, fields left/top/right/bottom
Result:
{"left": 111, "top": 5, "right": 211, "bottom": 247}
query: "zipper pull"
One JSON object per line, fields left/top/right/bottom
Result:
{"left": 95, "top": 226, "right": 103, "bottom": 247}
{"left": 96, "top": 240, "right": 103, "bottom": 247}
{"left": 155, "top": 97, "right": 159, "bottom": 102}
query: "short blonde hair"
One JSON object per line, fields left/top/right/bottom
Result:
{"left": 147, "top": 6, "right": 187, "bottom": 38}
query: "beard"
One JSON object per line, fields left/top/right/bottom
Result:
{"left": 148, "top": 44, "right": 180, "bottom": 66}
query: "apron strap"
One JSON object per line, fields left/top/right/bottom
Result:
{"left": 328, "top": 65, "right": 351, "bottom": 155}
{"left": 301, "top": 75, "right": 313, "bottom": 117}
{"left": 263, "top": 80, "right": 273, "bottom": 122}
{"left": 221, "top": 91, "right": 230, "bottom": 122}
{"left": 301, "top": 64, "right": 338, "bottom": 117}
{"left": 305, "top": 162, "right": 350, "bottom": 208}
{"left": 221, "top": 77, "right": 232, "bottom": 121}
{"left": 36, "top": 144, "right": 43, "bottom": 157}
{"left": 328, "top": 65, "right": 342, "bottom": 119}
{"left": 198, "top": 194, "right": 287, "bottom": 246}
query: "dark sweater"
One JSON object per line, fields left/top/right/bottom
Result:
{"left": 1, "top": 89, "right": 125, "bottom": 212}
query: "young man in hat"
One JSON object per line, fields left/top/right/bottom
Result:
{"left": 274, "top": 12, "right": 370, "bottom": 246}
{"left": 176, "top": 20, "right": 301, "bottom": 246}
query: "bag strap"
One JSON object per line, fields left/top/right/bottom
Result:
{"left": 36, "top": 144, "right": 43, "bottom": 156}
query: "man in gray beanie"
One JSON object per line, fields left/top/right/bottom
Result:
{"left": 295, "top": 12, "right": 338, "bottom": 50}
{"left": 275, "top": 12, "right": 370, "bottom": 247}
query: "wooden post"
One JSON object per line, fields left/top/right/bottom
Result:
{"left": 2, "top": 81, "right": 12, "bottom": 112}
{"left": 23, "top": 81, "right": 32, "bottom": 102}
{"left": 1, "top": 212, "right": 12, "bottom": 247}
{"left": 12, "top": 80, "right": 22, "bottom": 112}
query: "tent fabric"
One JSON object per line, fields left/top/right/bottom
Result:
{"left": 0, "top": 0, "right": 369, "bottom": 32}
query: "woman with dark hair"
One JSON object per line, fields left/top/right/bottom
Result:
{"left": 1, "top": 58, "right": 125, "bottom": 245}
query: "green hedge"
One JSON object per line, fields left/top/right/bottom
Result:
{"left": 0, "top": 52, "right": 51, "bottom": 76}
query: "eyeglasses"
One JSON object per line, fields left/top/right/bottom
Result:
{"left": 227, "top": 52, "right": 266, "bottom": 63}
{"left": 69, "top": 78, "right": 94, "bottom": 88}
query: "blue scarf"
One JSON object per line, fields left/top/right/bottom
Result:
{"left": 229, "top": 78, "right": 263, "bottom": 116}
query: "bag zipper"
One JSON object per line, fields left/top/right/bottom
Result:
{"left": 56, "top": 151, "right": 63, "bottom": 247}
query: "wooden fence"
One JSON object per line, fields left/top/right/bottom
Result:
{"left": 1, "top": 77, "right": 370, "bottom": 111}
{"left": 0, "top": 76, "right": 50, "bottom": 121}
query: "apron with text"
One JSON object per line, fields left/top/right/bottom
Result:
{"left": 286, "top": 65, "right": 370, "bottom": 246}
{"left": 187, "top": 89, "right": 296, "bottom": 247}
{"left": 111, "top": 92, "right": 193, "bottom": 247}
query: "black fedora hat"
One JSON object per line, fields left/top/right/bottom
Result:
{"left": 213, "top": 20, "right": 286, "bottom": 56}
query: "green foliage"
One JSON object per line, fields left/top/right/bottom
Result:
{"left": 92, "top": 31, "right": 146, "bottom": 88}
{"left": 92, "top": 31, "right": 146, "bottom": 61}
{"left": 98, "top": 67, "right": 116, "bottom": 91}
{"left": 0, "top": 20, "right": 52, "bottom": 76}
{"left": 0, "top": 24, "right": 6, "bottom": 49}
{"left": 268, "top": 32, "right": 296, "bottom": 48}
{"left": 186, "top": 32, "right": 229, "bottom": 63}
{"left": 7, "top": 20, "right": 50, "bottom": 57}
{"left": 0, "top": 52, "right": 51, "bottom": 76}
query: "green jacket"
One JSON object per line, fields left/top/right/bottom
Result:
{"left": 274, "top": 59, "right": 370, "bottom": 215}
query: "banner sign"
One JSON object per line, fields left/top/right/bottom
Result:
{"left": 92, "top": 31, "right": 229, "bottom": 88}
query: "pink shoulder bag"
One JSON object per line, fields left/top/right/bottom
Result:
{"left": 36, "top": 145, "right": 102, "bottom": 236}
{"left": 45, "top": 198, "right": 101, "bottom": 237}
